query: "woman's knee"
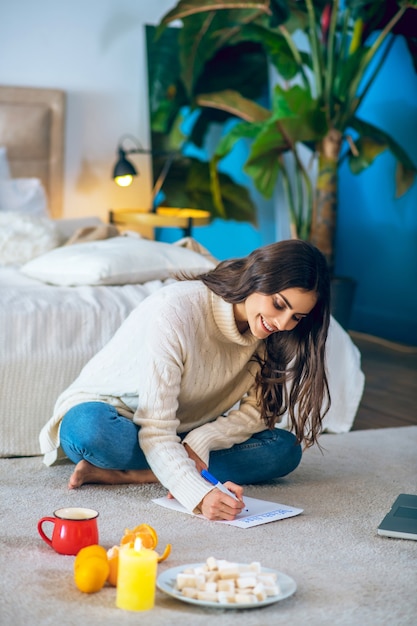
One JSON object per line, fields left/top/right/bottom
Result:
{"left": 60, "top": 402, "right": 144, "bottom": 469}
{"left": 275, "top": 429, "right": 302, "bottom": 475}
{"left": 60, "top": 401, "right": 118, "bottom": 450}
{"left": 209, "top": 428, "right": 302, "bottom": 484}
{"left": 257, "top": 428, "right": 302, "bottom": 478}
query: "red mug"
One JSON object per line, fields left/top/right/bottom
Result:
{"left": 37, "top": 507, "right": 99, "bottom": 555}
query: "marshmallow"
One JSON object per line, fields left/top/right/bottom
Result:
{"left": 175, "top": 557, "right": 280, "bottom": 605}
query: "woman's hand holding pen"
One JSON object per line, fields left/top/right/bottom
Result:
{"left": 200, "top": 481, "right": 245, "bottom": 521}
{"left": 183, "top": 444, "right": 245, "bottom": 519}
{"left": 183, "top": 445, "right": 245, "bottom": 520}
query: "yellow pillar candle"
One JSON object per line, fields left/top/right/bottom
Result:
{"left": 116, "top": 538, "right": 158, "bottom": 611}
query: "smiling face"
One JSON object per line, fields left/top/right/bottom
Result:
{"left": 234, "top": 288, "right": 318, "bottom": 338}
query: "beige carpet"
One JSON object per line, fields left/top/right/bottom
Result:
{"left": 1, "top": 427, "right": 416, "bottom": 626}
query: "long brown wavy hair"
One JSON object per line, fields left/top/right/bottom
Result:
{"left": 198, "top": 239, "right": 331, "bottom": 448}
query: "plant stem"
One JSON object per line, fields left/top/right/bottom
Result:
{"left": 305, "top": 0, "right": 323, "bottom": 99}
{"left": 278, "top": 24, "right": 310, "bottom": 90}
{"left": 323, "top": 0, "right": 340, "bottom": 124}
{"left": 348, "top": 36, "right": 395, "bottom": 121}
{"left": 341, "top": 6, "right": 406, "bottom": 128}
{"left": 280, "top": 159, "right": 298, "bottom": 238}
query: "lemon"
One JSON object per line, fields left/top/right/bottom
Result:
{"left": 74, "top": 555, "right": 110, "bottom": 594}
{"left": 74, "top": 544, "right": 108, "bottom": 568}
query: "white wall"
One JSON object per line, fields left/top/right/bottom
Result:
{"left": 0, "top": 0, "right": 175, "bottom": 220}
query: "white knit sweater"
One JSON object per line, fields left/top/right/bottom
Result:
{"left": 39, "top": 280, "right": 266, "bottom": 512}
{"left": 40, "top": 280, "right": 366, "bottom": 512}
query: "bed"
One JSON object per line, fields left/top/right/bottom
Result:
{"left": 0, "top": 85, "right": 217, "bottom": 457}
{"left": 0, "top": 85, "right": 364, "bottom": 459}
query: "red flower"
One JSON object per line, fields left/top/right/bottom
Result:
{"left": 321, "top": 3, "right": 332, "bottom": 44}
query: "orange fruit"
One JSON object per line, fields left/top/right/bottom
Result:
{"left": 115, "top": 523, "right": 171, "bottom": 577}
{"left": 74, "top": 555, "right": 110, "bottom": 594}
{"left": 106, "top": 545, "right": 119, "bottom": 587}
{"left": 120, "top": 523, "right": 158, "bottom": 549}
{"left": 120, "top": 531, "right": 151, "bottom": 547}
{"left": 132, "top": 524, "right": 158, "bottom": 546}
{"left": 157, "top": 543, "right": 172, "bottom": 563}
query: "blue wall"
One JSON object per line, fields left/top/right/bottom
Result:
{"left": 336, "top": 37, "right": 417, "bottom": 345}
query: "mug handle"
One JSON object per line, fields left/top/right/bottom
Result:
{"left": 37, "top": 517, "right": 56, "bottom": 548}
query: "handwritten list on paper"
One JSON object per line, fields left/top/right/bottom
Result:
{"left": 152, "top": 495, "right": 303, "bottom": 528}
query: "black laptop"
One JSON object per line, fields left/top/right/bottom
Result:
{"left": 377, "top": 494, "right": 417, "bottom": 540}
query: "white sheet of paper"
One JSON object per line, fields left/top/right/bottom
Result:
{"left": 152, "top": 495, "right": 303, "bottom": 528}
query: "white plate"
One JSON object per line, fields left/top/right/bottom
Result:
{"left": 157, "top": 562, "right": 296, "bottom": 610}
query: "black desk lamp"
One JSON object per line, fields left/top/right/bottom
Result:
{"left": 110, "top": 135, "right": 211, "bottom": 237}
{"left": 112, "top": 134, "right": 176, "bottom": 213}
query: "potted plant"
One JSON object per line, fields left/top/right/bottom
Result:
{"left": 157, "top": 0, "right": 417, "bottom": 283}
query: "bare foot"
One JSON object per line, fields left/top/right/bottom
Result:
{"left": 68, "top": 460, "right": 159, "bottom": 489}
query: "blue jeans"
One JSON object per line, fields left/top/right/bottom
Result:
{"left": 60, "top": 402, "right": 302, "bottom": 484}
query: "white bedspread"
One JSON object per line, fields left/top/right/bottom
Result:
{"left": 0, "top": 268, "right": 172, "bottom": 456}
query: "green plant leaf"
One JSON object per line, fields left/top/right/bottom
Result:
{"left": 185, "top": 36, "right": 270, "bottom": 138}
{"left": 161, "top": 1, "right": 271, "bottom": 24}
{"left": 204, "top": 85, "right": 325, "bottom": 199}
{"left": 175, "top": 7, "right": 271, "bottom": 94}
{"left": 193, "top": 41, "right": 269, "bottom": 101}
{"left": 348, "top": 116, "right": 417, "bottom": 195}
{"left": 146, "top": 25, "right": 189, "bottom": 136}
{"left": 269, "top": 0, "right": 291, "bottom": 27}
{"left": 177, "top": 11, "right": 229, "bottom": 94}
{"left": 161, "top": 156, "right": 257, "bottom": 223}
{"left": 244, "top": 147, "right": 282, "bottom": 198}
{"left": 271, "top": 84, "right": 327, "bottom": 143}
{"left": 239, "top": 22, "right": 303, "bottom": 80}
{"left": 197, "top": 89, "right": 270, "bottom": 122}
{"left": 269, "top": 87, "right": 296, "bottom": 120}
{"left": 333, "top": 46, "right": 370, "bottom": 106}
{"left": 350, "top": 117, "right": 417, "bottom": 169}
{"left": 348, "top": 136, "right": 387, "bottom": 174}
{"left": 242, "top": 120, "right": 288, "bottom": 198}
{"left": 396, "top": 161, "right": 416, "bottom": 198}
{"left": 248, "top": 121, "right": 288, "bottom": 156}
{"left": 214, "top": 120, "right": 262, "bottom": 159}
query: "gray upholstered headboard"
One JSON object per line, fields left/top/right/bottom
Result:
{"left": 0, "top": 85, "right": 65, "bottom": 218}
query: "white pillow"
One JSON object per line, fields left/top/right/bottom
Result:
{"left": 0, "top": 146, "right": 11, "bottom": 180}
{"left": 20, "top": 235, "right": 216, "bottom": 285}
{"left": 0, "top": 178, "right": 48, "bottom": 216}
{"left": 0, "top": 212, "right": 61, "bottom": 266}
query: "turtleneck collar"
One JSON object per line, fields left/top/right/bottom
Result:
{"left": 211, "top": 292, "right": 261, "bottom": 348}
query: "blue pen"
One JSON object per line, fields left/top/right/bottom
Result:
{"left": 201, "top": 469, "right": 240, "bottom": 502}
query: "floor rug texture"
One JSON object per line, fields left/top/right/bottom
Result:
{"left": 1, "top": 426, "right": 416, "bottom": 626}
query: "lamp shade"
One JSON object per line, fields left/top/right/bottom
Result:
{"left": 113, "top": 149, "right": 137, "bottom": 187}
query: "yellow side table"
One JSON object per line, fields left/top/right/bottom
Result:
{"left": 109, "top": 207, "right": 211, "bottom": 239}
